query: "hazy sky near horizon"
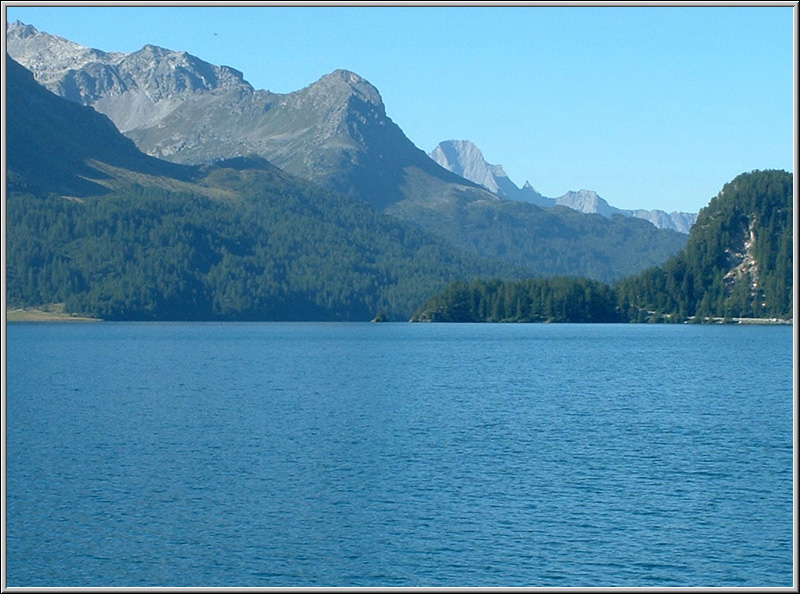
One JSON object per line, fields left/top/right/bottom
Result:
{"left": 4, "top": 3, "right": 795, "bottom": 213}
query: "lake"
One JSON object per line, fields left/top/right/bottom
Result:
{"left": 5, "top": 322, "right": 794, "bottom": 587}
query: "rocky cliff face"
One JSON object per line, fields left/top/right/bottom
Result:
{"left": 430, "top": 140, "right": 551, "bottom": 206}
{"left": 6, "top": 21, "right": 125, "bottom": 87}
{"left": 722, "top": 218, "right": 760, "bottom": 298}
{"left": 430, "top": 139, "right": 697, "bottom": 233}
{"left": 7, "top": 22, "right": 249, "bottom": 133}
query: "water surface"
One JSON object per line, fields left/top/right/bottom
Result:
{"left": 6, "top": 322, "right": 794, "bottom": 586}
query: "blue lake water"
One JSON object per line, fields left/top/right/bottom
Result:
{"left": 5, "top": 322, "right": 795, "bottom": 587}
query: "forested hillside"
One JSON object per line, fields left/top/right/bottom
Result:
{"left": 412, "top": 170, "right": 793, "bottom": 323}
{"left": 615, "top": 169, "right": 793, "bottom": 321}
{"left": 411, "top": 277, "right": 622, "bottom": 323}
{"left": 7, "top": 168, "right": 523, "bottom": 321}
{"left": 392, "top": 198, "right": 687, "bottom": 282}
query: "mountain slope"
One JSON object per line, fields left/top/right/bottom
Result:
{"left": 7, "top": 22, "right": 485, "bottom": 212}
{"left": 5, "top": 56, "right": 524, "bottom": 321}
{"left": 615, "top": 169, "right": 793, "bottom": 320}
{"left": 389, "top": 194, "right": 688, "bottom": 282}
{"left": 430, "top": 139, "right": 697, "bottom": 233}
{"left": 5, "top": 54, "right": 190, "bottom": 196}
{"left": 8, "top": 22, "right": 688, "bottom": 281}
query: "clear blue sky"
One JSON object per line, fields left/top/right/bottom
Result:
{"left": 4, "top": 3, "right": 796, "bottom": 213}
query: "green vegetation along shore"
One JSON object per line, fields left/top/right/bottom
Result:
{"left": 6, "top": 304, "right": 101, "bottom": 322}
{"left": 412, "top": 170, "right": 793, "bottom": 324}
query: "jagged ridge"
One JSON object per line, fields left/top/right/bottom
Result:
{"left": 430, "top": 139, "right": 697, "bottom": 233}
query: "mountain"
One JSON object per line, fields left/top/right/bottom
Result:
{"left": 628, "top": 208, "right": 697, "bottom": 235}
{"left": 5, "top": 55, "right": 524, "bottom": 321}
{"left": 554, "top": 189, "right": 617, "bottom": 217}
{"left": 429, "top": 139, "right": 697, "bottom": 233}
{"left": 7, "top": 21, "right": 484, "bottom": 212}
{"left": 5, "top": 22, "right": 247, "bottom": 133}
{"left": 555, "top": 191, "right": 697, "bottom": 235}
{"left": 615, "top": 169, "right": 793, "bottom": 321}
{"left": 428, "top": 139, "right": 550, "bottom": 206}
{"left": 8, "top": 22, "right": 689, "bottom": 282}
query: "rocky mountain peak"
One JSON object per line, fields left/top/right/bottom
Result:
{"left": 6, "top": 20, "right": 125, "bottom": 86}
{"left": 556, "top": 189, "right": 615, "bottom": 217}
{"left": 430, "top": 140, "right": 512, "bottom": 197}
{"left": 134, "top": 44, "right": 173, "bottom": 59}
{"left": 518, "top": 181, "right": 549, "bottom": 204}
{"left": 432, "top": 139, "right": 500, "bottom": 169}
{"left": 305, "top": 69, "right": 384, "bottom": 108}
{"left": 123, "top": 44, "right": 248, "bottom": 93}
{"left": 8, "top": 25, "right": 254, "bottom": 132}
{"left": 572, "top": 189, "right": 600, "bottom": 202}
{"left": 8, "top": 20, "right": 37, "bottom": 38}
{"left": 430, "top": 138, "right": 698, "bottom": 232}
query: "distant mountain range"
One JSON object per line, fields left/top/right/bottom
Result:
{"left": 430, "top": 140, "right": 697, "bottom": 233}
{"left": 7, "top": 21, "right": 689, "bottom": 284}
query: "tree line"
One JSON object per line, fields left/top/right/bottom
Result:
{"left": 7, "top": 169, "right": 791, "bottom": 323}
{"left": 411, "top": 277, "right": 623, "bottom": 323}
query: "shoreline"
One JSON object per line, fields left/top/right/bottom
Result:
{"left": 704, "top": 317, "right": 793, "bottom": 325}
{"left": 5, "top": 309, "right": 793, "bottom": 325}
{"left": 6, "top": 308, "right": 102, "bottom": 322}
